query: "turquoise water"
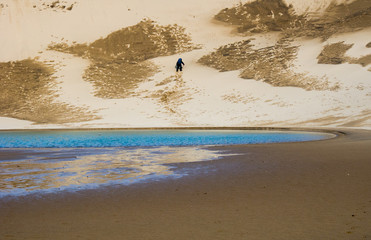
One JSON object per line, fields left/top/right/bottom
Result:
{"left": 0, "top": 130, "right": 332, "bottom": 148}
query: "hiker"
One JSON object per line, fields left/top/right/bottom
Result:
{"left": 176, "top": 58, "right": 185, "bottom": 72}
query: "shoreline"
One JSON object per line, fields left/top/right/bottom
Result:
{"left": 1, "top": 128, "right": 370, "bottom": 239}
{"left": 0, "top": 127, "right": 339, "bottom": 151}
{"left": 0, "top": 125, "right": 345, "bottom": 134}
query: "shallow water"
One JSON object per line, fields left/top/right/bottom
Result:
{"left": 0, "top": 146, "right": 232, "bottom": 197}
{"left": 0, "top": 130, "right": 334, "bottom": 196}
{"left": 0, "top": 130, "right": 332, "bottom": 148}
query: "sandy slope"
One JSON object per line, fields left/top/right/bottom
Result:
{"left": 37, "top": 50, "right": 178, "bottom": 128}
{"left": 0, "top": 0, "right": 370, "bottom": 129}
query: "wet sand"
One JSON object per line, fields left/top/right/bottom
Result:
{"left": 1, "top": 128, "right": 371, "bottom": 239}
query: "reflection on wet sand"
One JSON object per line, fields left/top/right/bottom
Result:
{"left": 0, "top": 147, "right": 233, "bottom": 196}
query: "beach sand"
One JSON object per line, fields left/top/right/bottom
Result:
{"left": 1, "top": 128, "right": 370, "bottom": 239}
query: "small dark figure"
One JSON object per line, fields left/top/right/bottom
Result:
{"left": 176, "top": 58, "right": 185, "bottom": 72}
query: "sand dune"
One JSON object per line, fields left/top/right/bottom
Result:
{"left": 1, "top": 2, "right": 371, "bottom": 239}
{"left": 0, "top": 0, "right": 370, "bottom": 129}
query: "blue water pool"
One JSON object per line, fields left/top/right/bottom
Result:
{"left": 0, "top": 129, "right": 333, "bottom": 148}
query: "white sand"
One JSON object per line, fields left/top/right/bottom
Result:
{"left": 0, "top": 0, "right": 370, "bottom": 129}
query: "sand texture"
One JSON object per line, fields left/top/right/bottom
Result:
{"left": 49, "top": 19, "right": 195, "bottom": 99}
{"left": 0, "top": 0, "right": 370, "bottom": 128}
{"left": 198, "top": 38, "right": 337, "bottom": 90}
{"left": 0, "top": 59, "right": 96, "bottom": 124}
{"left": 214, "top": 0, "right": 297, "bottom": 33}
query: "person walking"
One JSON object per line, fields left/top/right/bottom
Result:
{"left": 176, "top": 58, "right": 185, "bottom": 72}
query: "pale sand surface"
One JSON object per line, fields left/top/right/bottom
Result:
{"left": 1, "top": 0, "right": 371, "bottom": 129}
{"left": 0, "top": 128, "right": 370, "bottom": 239}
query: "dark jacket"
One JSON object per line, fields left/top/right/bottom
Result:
{"left": 176, "top": 58, "right": 185, "bottom": 66}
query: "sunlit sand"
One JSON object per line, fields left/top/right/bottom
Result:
{"left": 0, "top": 0, "right": 371, "bottom": 239}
